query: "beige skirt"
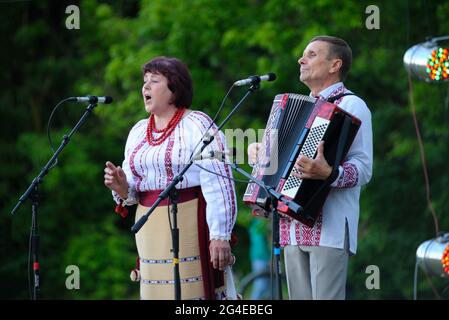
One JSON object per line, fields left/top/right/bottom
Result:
{"left": 135, "top": 197, "right": 225, "bottom": 300}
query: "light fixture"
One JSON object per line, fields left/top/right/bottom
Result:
{"left": 403, "top": 36, "right": 449, "bottom": 83}
{"left": 416, "top": 233, "right": 449, "bottom": 277}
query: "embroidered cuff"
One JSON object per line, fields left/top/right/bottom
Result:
{"left": 210, "top": 235, "right": 232, "bottom": 241}
{"left": 333, "top": 163, "right": 359, "bottom": 188}
{"left": 112, "top": 186, "right": 138, "bottom": 205}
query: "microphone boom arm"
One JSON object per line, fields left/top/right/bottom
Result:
{"left": 228, "top": 162, "right": 302, "bottom": 216}
{"left": 11, "top": 101, "right": 99, "bottom": 215}
{"left": 10, "top": 98, "right": 102, "bottom": 300}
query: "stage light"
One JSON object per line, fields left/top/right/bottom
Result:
{"left": 403, "top": 36, "right": 449, "bottom": 83}
{"left": 416, "top": 233, "right": 449, "bottom": 277}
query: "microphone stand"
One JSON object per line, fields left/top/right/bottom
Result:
{"left": 228, "top": 161, "right": 302, "bottom": 300}
{"left": 29, "top": 186, "right": 40, "bottom": 300}
{"left": 169, "top": 187, "right": 181, "bottom": 300}
{"left": 131, "top": 82, "right": 261, "bottom": 300}
{"left": 11, "top": 101, "right": 100, "bottom": 300}
{"left": 270, "top": 196, "right": 282, "bottom": 300}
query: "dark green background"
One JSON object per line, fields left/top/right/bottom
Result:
{"left": 1, "top": 0, "right": 448, "bottom": 299}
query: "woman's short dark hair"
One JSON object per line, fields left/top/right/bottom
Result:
{"left": 142, "top": 56, "right": 193, "bottom": 108}
{"left": 310, "top": 36, "right": 352, "bottom": 82}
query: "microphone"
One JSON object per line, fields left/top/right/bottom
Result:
{"left": 69, "top": 96, "right": 113, "bottom": 104}
{"left": 233, "top": 73, "right": 276, "bottom": 87}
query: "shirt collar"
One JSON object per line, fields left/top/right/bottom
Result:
{"left": 309, "top": 82, "right": 344, "bottom": 99}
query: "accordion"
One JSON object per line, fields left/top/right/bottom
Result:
{"left": 243, "top": 93, "right": 361, "bottom": 227}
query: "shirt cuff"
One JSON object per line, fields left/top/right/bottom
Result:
{"left": 112, "top": 186, "right": 138, "bottom": 206}
{"left": 210, "top": 234, "right": 232, "bottom": 241}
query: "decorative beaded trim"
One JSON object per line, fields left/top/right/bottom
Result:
{"left": 142, "top": 276, "right": 203, "bottom": 285}
{"left": 140, "top": 255, "right": 200, "bottom": 264}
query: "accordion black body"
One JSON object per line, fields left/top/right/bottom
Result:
{"left": 243, "top": 93, "right": 361, "bottom": 227}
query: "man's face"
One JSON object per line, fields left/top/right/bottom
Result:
{"left": 298, "top": 40, "right": 337, "bottom": 88}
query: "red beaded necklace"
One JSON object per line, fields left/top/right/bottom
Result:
{"left": 146, "top": 108, "right": 185, "bottom": 146}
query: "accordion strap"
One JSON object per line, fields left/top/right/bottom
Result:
{"left": 331, "top": 116, "right": 353, "bottom": 182}
{"left": 326, "top": 91, "right": 355, "bottom": 182}
{"left": 326, "top": 92, "right": 355, "bottom": 103}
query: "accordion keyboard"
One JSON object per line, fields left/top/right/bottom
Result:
{"left": 280, "top": 116, "right": 330, "bottom": 198}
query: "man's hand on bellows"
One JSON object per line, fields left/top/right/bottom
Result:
{"left": 293, "top": 141, "right": 332, "bottom": 180}
{"left": 248, "top": 142, "right": 262, "bottom": 165}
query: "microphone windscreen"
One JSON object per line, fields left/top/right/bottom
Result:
{"left": 104, "top": 96, "right": 113, "bottom": 104}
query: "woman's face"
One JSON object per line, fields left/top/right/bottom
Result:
{"left": 142, "top": 72, "right": 175, "bottom": 114}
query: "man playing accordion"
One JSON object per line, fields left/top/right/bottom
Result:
{"left": 248, "top": 35, "right": 373, "bottom": 300}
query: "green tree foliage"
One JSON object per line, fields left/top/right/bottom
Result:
{"left": 1, "top": 0, "right": 449, "bottom": 299}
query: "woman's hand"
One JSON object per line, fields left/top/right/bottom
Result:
{"left": 104, "top": 161, "right": 129, "bottom": 198}
{"left": 209, "top": 239, "right": 233, "bottom": 271}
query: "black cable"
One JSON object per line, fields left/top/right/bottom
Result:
{"left": 413, "top": 258, "right": 419, "bottom": 300}
{"left": 442, "top": 283, "right": 449, "bottom": 298}
{"left": 168, "top": 201, "right": 173, "bottom": 235}
{"left": 194, "top": 161, "right": 275, "bottom": 221}
{"left": 27, "top": 219, "right": 32, "bottom": 300}
{"left": 406, "top": 0, "right": 410, "bottom": 47}
{"left": 165, "top": 83, "right": 238, "bottom": 230}
{"left": 445, "top": 86, "right": 449, "bottom": 143}
{"left": 407, "top": 72, "right": 440, "bottom": 236}
{"left": 46, "top": 97, "right": 74, "bottom": 169}
{"left": 209, "top": 84, "right": 235, "bottom": 129}
{"left": 194, "top": 162, "right": 250, "bottom": 184}
{"left": 421, "top": 0, "right": 432, "bottom": 38}
{"left": 189, "top": 84, "right": 235, "bottom": 162}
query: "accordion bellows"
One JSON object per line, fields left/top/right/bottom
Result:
{"left": 243, "top": 93, "right": 361, "bottom": 227}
